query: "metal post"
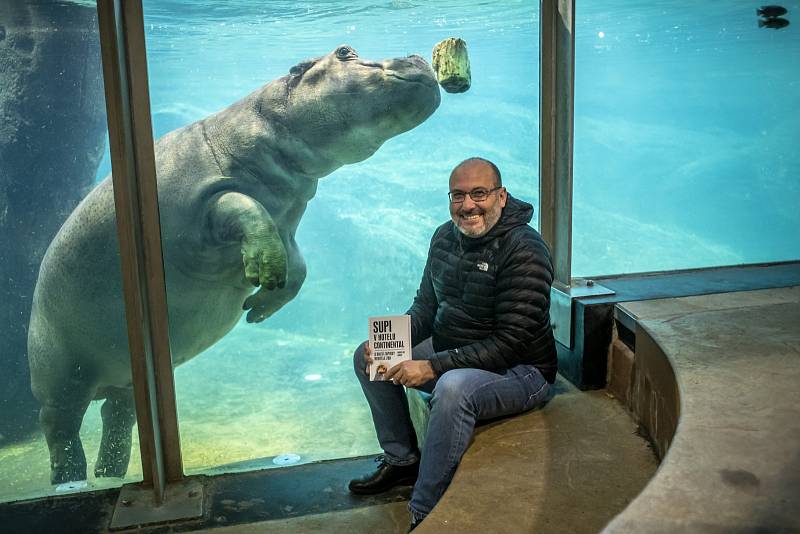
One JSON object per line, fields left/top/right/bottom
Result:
{"left": 540, "top": 0, "right": 614, "bottom": 349}
{"left": 95, "top": 0, "right": 182, "bottom": 504}
{"left": 539, "top": 0, "right": 575, "bottom": 288}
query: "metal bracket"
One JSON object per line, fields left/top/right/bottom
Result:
{"left": 109, "top": 478, "right": 204, "bottom": 530}
{"left": 550, "top": 279, "right": 615, "bottom": 348}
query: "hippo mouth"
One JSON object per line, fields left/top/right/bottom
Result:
{"left": 385, "top": 71, "right": 437, "bottom": 86}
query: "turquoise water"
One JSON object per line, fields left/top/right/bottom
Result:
{"left": 572, "top": 1, "right": 800, "bottom": 273}
{"left": 94, "top": 0, "right": 800, "bottom": 277}
{"left": 2, "top": 0, "right": 798, "bottom": 502}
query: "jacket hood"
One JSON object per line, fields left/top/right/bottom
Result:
{"left": 453, "top": 193, "right": 534, "bottom": 246}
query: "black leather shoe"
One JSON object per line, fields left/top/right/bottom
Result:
{"left": 348, "top": 455, "right": 419, "bottom": 495}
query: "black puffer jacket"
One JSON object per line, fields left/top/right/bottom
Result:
{"left": 407, "top": 194, "right": 558, "bottom": 383}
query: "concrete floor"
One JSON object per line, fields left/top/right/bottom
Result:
{"left": 208, "top": 377, "right": 658, "bottom": 534}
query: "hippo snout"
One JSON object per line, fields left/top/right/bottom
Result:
{"left": 405, "top": 54, "right": 433, "bottom": 71}
{"left": 385, "top": 55, "right": 437, "bottom": 86}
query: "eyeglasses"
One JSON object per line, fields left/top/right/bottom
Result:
{"left": 448, "top": 186, "right": 501, "bottom": 204}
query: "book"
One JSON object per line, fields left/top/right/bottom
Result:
{"left": 368, "top": 315, "right": 412, "bottom": 381}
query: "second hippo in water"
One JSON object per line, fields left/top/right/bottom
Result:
{"left": 28, "top": 45, "right": 440, "bottom": 484}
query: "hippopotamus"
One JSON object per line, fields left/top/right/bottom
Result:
{"left": 28, "top": 45, "right": 440, "bottom": 484}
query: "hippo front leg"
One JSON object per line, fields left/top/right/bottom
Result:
{"left": 243, "top": 248, "right": 306, "bottom": 323}
{"left": 209, "top": 191, "right": 289, "bottom": 302}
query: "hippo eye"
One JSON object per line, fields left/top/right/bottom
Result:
{"left": 336, "top": 46, "right": 356, "bottom": 60}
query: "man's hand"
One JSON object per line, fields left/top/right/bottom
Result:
{"left": 363, "top": 341, "right": 373, "bottom": 375}
{"left": 385, "top": 360, "right": 436, "bottom": 388}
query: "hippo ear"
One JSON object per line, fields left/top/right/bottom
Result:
{"left": 289, "top": 57, "right": 322, "bottom": 77}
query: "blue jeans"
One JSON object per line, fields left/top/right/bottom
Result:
{"left": 353, "top": 338, "right": 550, "bottom": 520}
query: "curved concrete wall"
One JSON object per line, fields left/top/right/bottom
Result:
{"left": 604, "top": 289, "right": 800, "bottom": 532}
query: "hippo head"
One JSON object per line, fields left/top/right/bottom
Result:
{"left": 278, "top": 45, "right": 441, "bottom": 169}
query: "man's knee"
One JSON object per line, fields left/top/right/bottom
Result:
{"left": 430, "top": 370, "right": 473, "bottom": 412}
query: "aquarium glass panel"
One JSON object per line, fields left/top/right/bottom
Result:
{"left": 140, "top": 0, "right": 540, "bottom": 474}
{"left": 0, "top": 1, "right": 142, "bottom": 502}
{"left": 572, "top": 1, "right": 800, "bottom": 276}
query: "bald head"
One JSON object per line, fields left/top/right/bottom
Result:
{"left": 450, "top": 157, "right": 502, "bottom": 188}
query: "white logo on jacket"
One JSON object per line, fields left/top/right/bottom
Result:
{"left": 477, "top": 261, "right": 489, "bottom": 272}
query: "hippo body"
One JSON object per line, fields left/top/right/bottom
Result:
{"left": 28, "top": 45, "right": 440, "bottom": 484}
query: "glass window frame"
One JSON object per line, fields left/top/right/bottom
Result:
{"left": 97, "top": 0, "right": 566, "bottom": 505}
{"left": 98, "top": 0, "right": 776, "bottom": 508}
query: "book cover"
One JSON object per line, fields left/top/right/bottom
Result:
{"left": 368, "top": 315, "right": 412, "bottom": 381}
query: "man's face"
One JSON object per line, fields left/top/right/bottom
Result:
{"left": 449, "top": 162, "right": 507, "bottom": 238}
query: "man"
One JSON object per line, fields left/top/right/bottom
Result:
{"left": 349, "top": 157, "right": 558, "bottom": 531}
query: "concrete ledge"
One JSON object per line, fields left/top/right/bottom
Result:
{"left": 605, "top": 287, "right": 800, "bottom": 532}
{"left": 410, "top": 377, "right": 656, "bottom": 534}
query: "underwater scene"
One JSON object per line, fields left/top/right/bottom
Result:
{"left": 0, "top": 0, "right": 798, "bottom": 503}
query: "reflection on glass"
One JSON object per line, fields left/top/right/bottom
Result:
{"left": 139, "top": 1, "right": 540, "bottom": 473}
{"left": 0, "top": 1, "right": 142, "bottom": 501}
{"left": 573, "top": 1, "right": 800, "bottom": 276}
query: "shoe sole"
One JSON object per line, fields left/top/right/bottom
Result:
{"left": 348, "top": 476, "right": 418, "bottom": 495}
